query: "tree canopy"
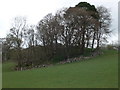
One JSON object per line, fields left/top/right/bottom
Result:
{"left": 3, "top": 2, "right": 111, "bottom": 70}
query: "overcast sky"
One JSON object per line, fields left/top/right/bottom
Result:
{"left": 0, "top": 0, "right": 119, "bottom": 43}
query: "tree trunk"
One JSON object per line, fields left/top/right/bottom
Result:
{"left": 80, "top": 29, "right": 85, "bottom": 54}
{"left": 92, "top": 32, "right": 96, "bottom": 49}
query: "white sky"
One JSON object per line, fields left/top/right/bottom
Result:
{"left": 0, "top": 0, "right": 119, "bottom": 43}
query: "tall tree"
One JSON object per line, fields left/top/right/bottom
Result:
{"left": 75, "top": 2, "right": 99, "bottom": 53}
{"left": 75, "top": 2, "right": 100, "bottom": 50}
{"left": 96, "top": 6, "right": 111, "bottom": 48}
{"left": 7, "top": 16, "right": 27, "bottom": 68}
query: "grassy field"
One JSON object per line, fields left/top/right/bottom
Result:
{"left": 0, "top": 63, "right": 2, "bottom": 89}
{"left": 2, "top": 50, "right": 118, "bottom": 88}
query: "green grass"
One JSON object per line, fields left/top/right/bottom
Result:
{"left": 0, "top": 63, "right": 2, "bottom": 89}
{"left": 2, "top": 50, "right": 118, "bottom": 88}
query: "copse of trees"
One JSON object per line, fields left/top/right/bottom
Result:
{"left": 3, "top": 2, "right": 111, "bottom": 69}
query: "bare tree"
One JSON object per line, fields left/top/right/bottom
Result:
{"left": 7, "top": 16, "right": 27, "bottom": 68}
{"left": 64, "top": 7, "right": 98, "bottom": 54}
{"left": 96, "top": 6, "right": 111, "bottom": 49}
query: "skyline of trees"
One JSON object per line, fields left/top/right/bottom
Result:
{"left": 2, "top": 2, "right": 112, "bottom": 69}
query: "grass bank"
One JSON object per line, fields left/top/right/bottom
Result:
{"left": 2, "top": 50, "right": 118, "bottom": 88}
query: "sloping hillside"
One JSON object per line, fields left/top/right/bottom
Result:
{"left": 2, "top": 50, "right": 118, "bottom": 88}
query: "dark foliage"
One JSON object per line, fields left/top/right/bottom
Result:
{"left": 3, "top": 2, "right": 111, "bottom": 70}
